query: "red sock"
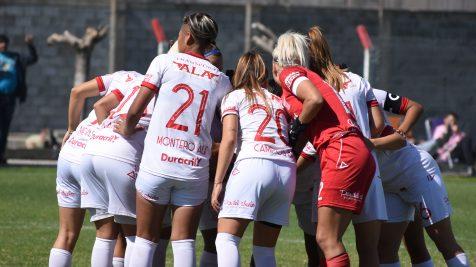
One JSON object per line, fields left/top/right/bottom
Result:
{"left": 326, "top": 253, "right": 350, "bottom": 267}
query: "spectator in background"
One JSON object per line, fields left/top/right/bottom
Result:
{"left": 0, "top": 34, "right": 38, "bottom": 165}
{"left": 434, "top": 112, "right": 475, "bottom": 176}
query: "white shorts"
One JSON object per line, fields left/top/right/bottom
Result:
{"left": 384, "top": 159, "right": 452, "bottom": 227}
{"left": 352, "top": 176, "right": 388, "bottom": 224}
{"left": 219, "top": 158, "right": 296, "bottom": 226}
{"left": 136, "top": 170, "right": 208, "bottom": 206}
{"left": 80, "top": 154, "right": 138, "bottom": 224}
{"left": 56, "top": 157, "right": 82, "bottom": 208}
{"left": 199, "top": 184, "right": 218, "bottom": 231}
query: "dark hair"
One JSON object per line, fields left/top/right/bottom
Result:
{"left": 183, "top": 12, "right": 218, "bottom": 46}
{"left": 0, "top": 34, "right": 9, "bottom": 45}
{"left": 267, "top": 79, "right": 282, "bottom": 97}
{"left": 447, "top": 112, "right": 459, "bottom": 121}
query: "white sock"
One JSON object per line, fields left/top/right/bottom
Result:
{"left": 199, "top": 250, "right": 217, "bottom": 267}
{"left": 112, "top": 257, "right": 124, "bottom": 267}
{"left": 252, "top": 245, "right": 276, "bottom": 267}
{"left": 49, "top": 248, "right": 72, "bottom": 267}
{"left": 380, "top": 263, "right": 401, "bottom": 267}
{"left": 412, "top": 259, "right": 434, "bottom": 267}
{"left": 91, "top": 237, "right": 117, "bottom": 267}
{"left": 153, "top": 239, "right": 169, "bottom": 267}
{"left": 124, "top": 236, "right": 135, "bottom": 267}
{"left": 171, "top": 239, "right": 196, "bottom": 267}
{"left": 128, "top": 237, "right": 157, "bottom": 267}
{"left": 215, "top": 233, "right": 241, "bottom": 267}
{"left": 446, "top": 253, "right": 470, "bottom": 267}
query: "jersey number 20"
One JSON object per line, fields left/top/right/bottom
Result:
{"left": 249, "top": 104, "right": 288, "bottom": 145}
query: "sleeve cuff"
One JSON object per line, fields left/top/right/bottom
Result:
{"left": 111, "top": 89, "right": 124, "bottom": 101}
{"left": 141, "top": 81, "right": 158, "bottom": 92}
{"left": 221, "top": 107, "right": 239, "bottom": 120}
{"left": 367, "top": 100, "right": 379, "bottom": 107}
{"left": 96, "top": 76, "right": 106, "bottom": 94}
{"left": 399, "top": 97, "right": 409, "bottom": 114}
{"left": 300, "top": 152, "right": 317, "bottom": 162}
{"left": 292, "top": 76, "right": 309, "bottom": 96}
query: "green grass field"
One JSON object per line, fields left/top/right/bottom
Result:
{"left": 0, "top": 167, "right": 475, "bottom": 266}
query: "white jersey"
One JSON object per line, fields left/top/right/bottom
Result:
{"left": 85, "top": 72, "right": 154, "bottom": 165}
{"left": 221, "top": 89, "right": 294, "bottom": 163}
{"left": 338, "top": 72, "right": 378, "bottom": 138}
{"left": 59, "top": 71, "right": 134, "bottom": 164}
{"left": 372, "top": 88, "right": 419, "bottom": 185}
{"left": 139, "top": 52, "right": 232, "bottom": 181}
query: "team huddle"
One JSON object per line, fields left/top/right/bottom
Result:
{"left": 48, "top": 12, "right": 469, "bottom": 267}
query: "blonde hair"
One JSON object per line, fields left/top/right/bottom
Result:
{"left": 232, "top": 51, "right": 271, "bottom": 111}
{"left": 308, "top": 26, "right": 347, "bottom": 91}
{"left": 272, "top": 32, "right": 309, "bottom": 68}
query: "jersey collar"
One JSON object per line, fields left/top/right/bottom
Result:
{"left": 185, "top": 51, "right": 207, "bottom": 60}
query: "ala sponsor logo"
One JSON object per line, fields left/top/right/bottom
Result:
{"left": 340, "top": 190, "right": 363, "bottom": 202}
{"left": 138, "top": 189, "right": 159, "bottom": 201}
{"left": 173, "top": 61, "right": 219, "bottom": 80}
{"left": 160, "top": 153, "right": 202, "bottom": 167}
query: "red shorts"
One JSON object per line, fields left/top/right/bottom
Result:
{"left": 317, "top": 134, "right": 375, "bottom": 213}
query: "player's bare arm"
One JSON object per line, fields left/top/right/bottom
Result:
{"left": 369, "top": 128, "right": 406, "bottom": 150}
{"left": 369, "top": 105, "right": 385, "bottom": 137}
{"left": 211, "top": 114, "right": 238, "bottom": 212}
{"left": 63, "top": 79, "right": 101, "bottom": 145}
{"left": 122, "top": 86, "right": 155, "bottom": 137}
{"left": 398, "top": 98, "right": 424, "bottom": 135}
{"left": 93, "top": 93, "right": 121, "bottom": 125}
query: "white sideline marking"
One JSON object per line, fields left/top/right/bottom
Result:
{"left": 7, "top": 159, "right": 57, "bottom": 166}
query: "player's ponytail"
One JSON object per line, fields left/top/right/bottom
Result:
{"left": 232, "top": 51, "right": 271, "bottom": 111}
{"left": 308, "top": 26, "right": 347, "bottom": 91}
{"left": 183, "top": 12, "right": 218, "bottom": 48}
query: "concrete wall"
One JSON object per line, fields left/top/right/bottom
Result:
{"left": 1, "top": 1, "right": 475, "bottom": 138}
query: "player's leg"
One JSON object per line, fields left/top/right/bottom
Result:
{"left": 112, "top": 232, "right": 125, "bottom": 267}
{"left": 200, "top": 228, "right": 218, "bottom": 267}
{"left": 168, "top": 178, "right": 208, "bottom": 267}
{"left": 153, "top": 224, "right": 171, "bottom": 267}
{"left": 378, "top": 192, "right": 413, "bottom": 266}
{"left": 251, "top": 160, "right": 296, "bottom": 267}
{"left": 408, "top": 156, "right": 468, "bottom": 266}
{"left": 198, "top": 183, "right": 219, "bottom": 267}
{"left": 50, "top": 207, "right": 85, "bottom": 267}
{"left": 50, "top": 159, "right": 85, "bottom": 267}
{"left": 170, "top": 205, "right": 204, "bottom": 267}
{"left": 92, "top": 217, "right": 120, "bottom": 267}
{"left": 316, "top": 207, "right": 353, "bottom": 265}
{"left": 100, "top": 158, "right": 138, "bottom": 267}
{"left": 295, "top": 202, "right": 320, "bottom": 267}
{"left": 352, "top": 176, "right": 387, "bottom": 267}
{"left": 317, "top": 136, "right": 375, "bottom": 266}
{"left": 216, "top": 218, "right": 251, "bottom": 267}
{"left": 403, "top": 215, "right": 433, "bottom": 266}
{"left": 129, "top": 171, "right": 170, "bottom": 266}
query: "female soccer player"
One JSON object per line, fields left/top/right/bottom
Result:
{"left": 306, "top": 26, "right": 406, "bottom": 267}
{"left": 118, "top": 12, "right": 231, "bottom": 267}
{"left": 49, "top": 72, "right": 129, "bottom": 267}
{"left": 372, "top": 89, "right": 469, "bottom": 267}
{"left": 80, "top": 70, "right": 153, "bottom": 267}
{"left": 211, "top": 51, "right": 295, "bottom": 267}
{"left": 272, "top": 32, "right": 376, "bottom": 267}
